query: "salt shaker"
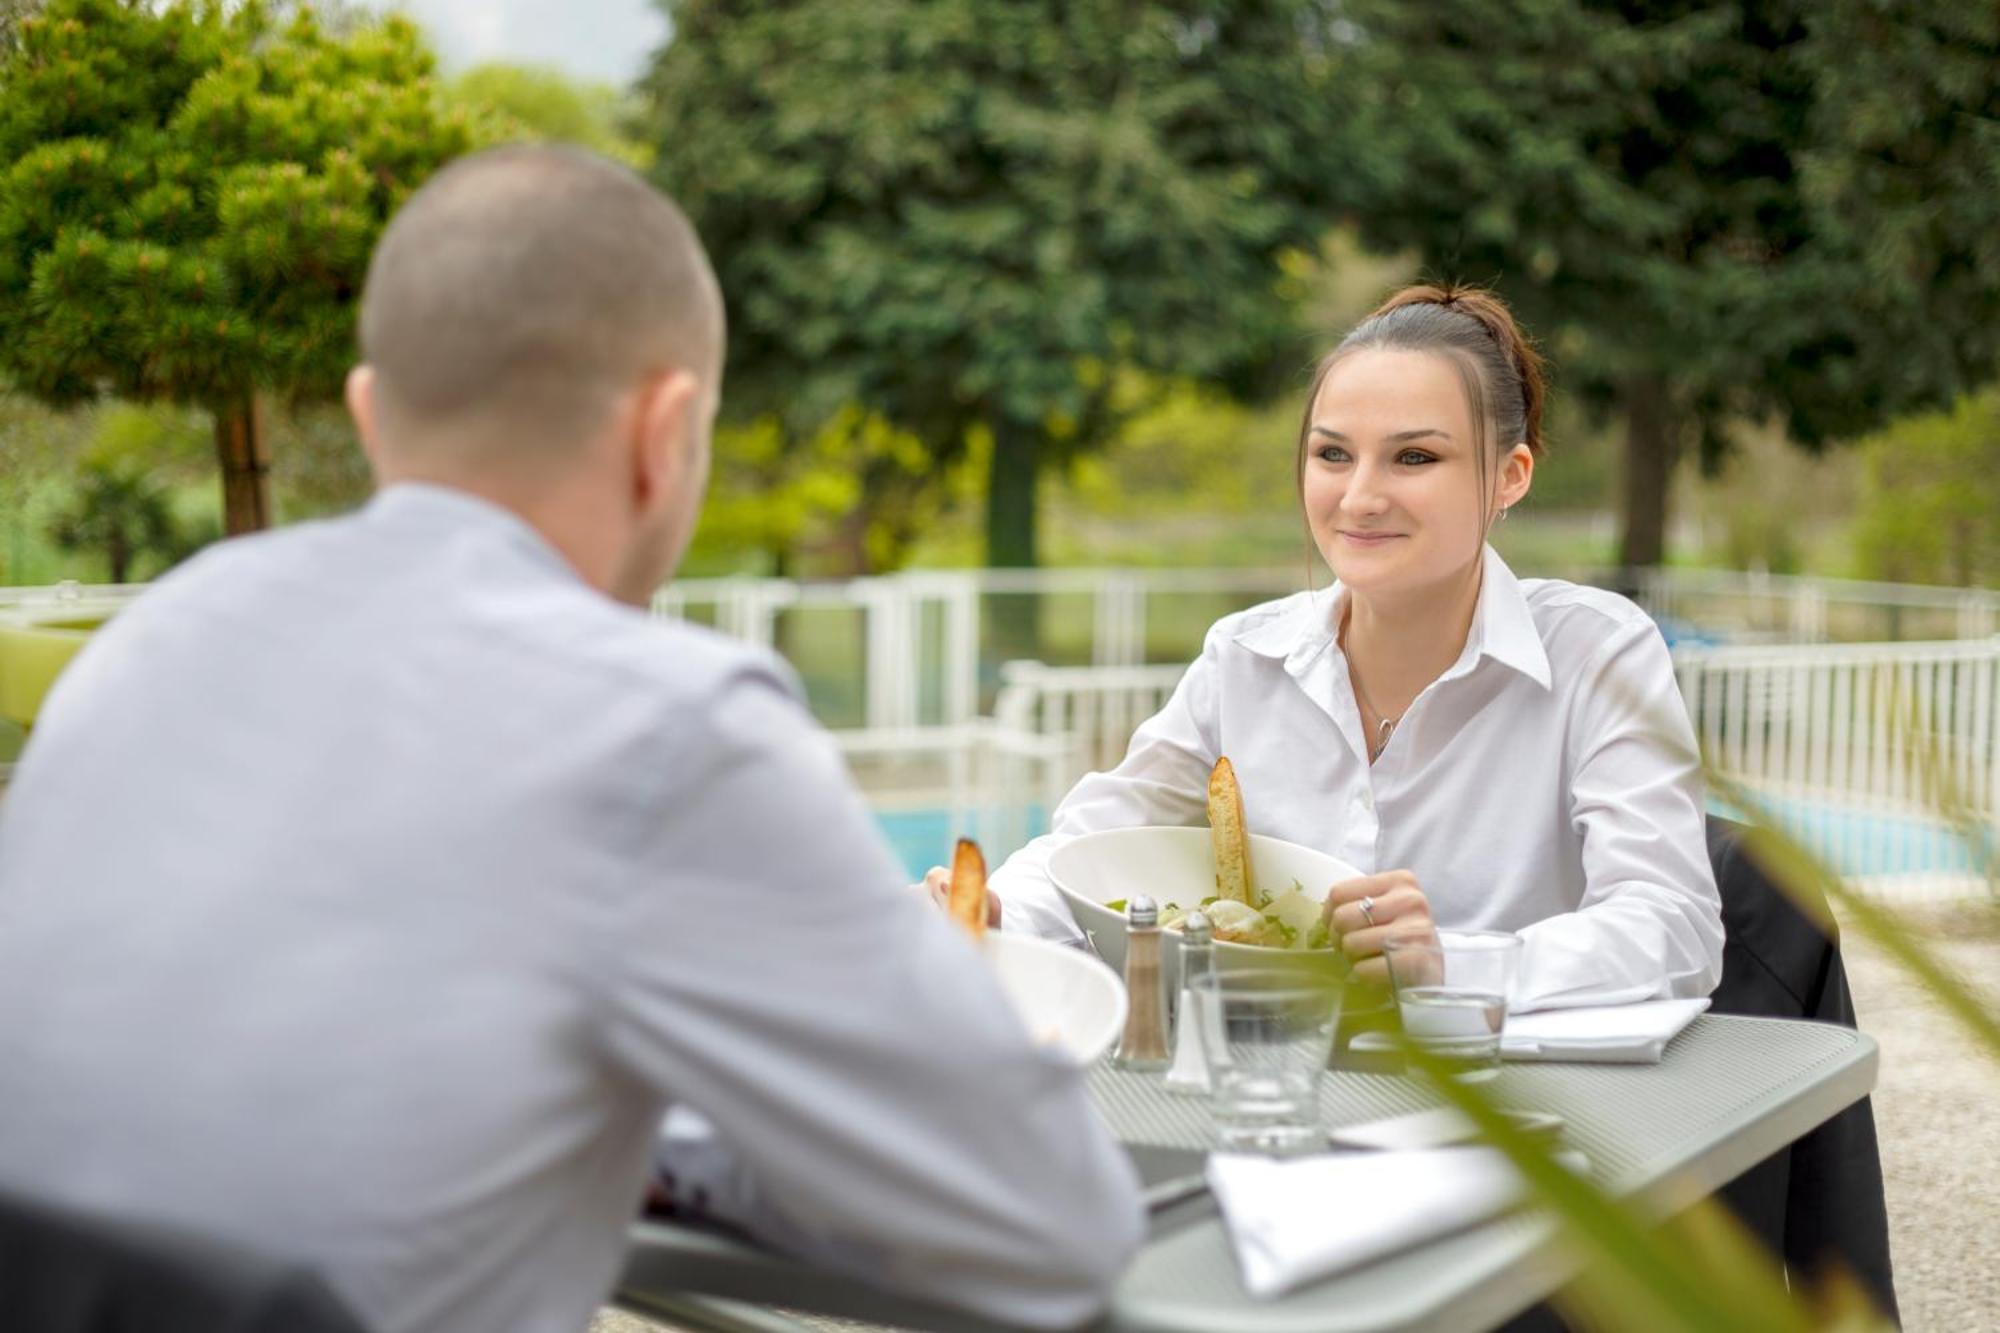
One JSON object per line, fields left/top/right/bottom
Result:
{"left": 1163, "top": 910, "right": 1214, "bottom": 1092}
{"left": 1112, "top": 896, "right": 1171, "bottom": 1070}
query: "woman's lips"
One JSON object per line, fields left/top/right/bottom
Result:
{"left": 1339, "top": 530, "right": 1404, "bottom": 546}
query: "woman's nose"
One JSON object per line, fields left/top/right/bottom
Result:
{"left": 1341, "top": 461, "right": 1390, "bottom": 515}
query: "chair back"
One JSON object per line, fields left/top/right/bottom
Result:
{"left": 0, "top": 1187, "right": 371, "bottom": 1333}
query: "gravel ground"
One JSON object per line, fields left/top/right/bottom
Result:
{"left": 596, "top": 899, "right": 2000, "bottom": 1333}
{"left": 1837, "top": 899, "right": 2000, "bottom": 1331}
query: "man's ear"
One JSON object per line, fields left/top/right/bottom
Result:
{"left": 629, "top": 368, "right": 702, "bottom": 506}
{"left": 346, "top": 366, "right": 387, "bottom": 482}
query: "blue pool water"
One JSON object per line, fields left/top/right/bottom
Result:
{"left": 873, "top": 799, "right": 1991, "bottom": 884}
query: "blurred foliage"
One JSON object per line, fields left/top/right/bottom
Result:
{"left": 687, "top": 407, "right": 954, "bottom": 575}
{"left": 446, "top": 62, "right": 653, "bottom": 170}
{"left": 9, "top": 400, "right": 212, "bottom": 582}
{"left": 1851, "top": 391, "right": 2000, "bottom": 587}
{"left": 265, "top": 402, "right": 373, "bottom": 522}
{"left": 1, "top": 390, "right": 374, "bottom": 584}
{"left": 642, "top": 0, "right": 1347, "bottom": 570}
{"left": 47, "top": 459, "right": 188, "bottom": 583}
{"left": 0, "top": 0, "right": 478, "bottom": 531}
{"left": 1329, "top": 0, "right": 2000, "bottom": 570}
{"left": 1678, "top": 424, "right": 1846, "bottom": 577}
{"left": 0, "top": 388, "right": 88, "bottom": 584}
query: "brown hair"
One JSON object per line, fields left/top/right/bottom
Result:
{"left": 1294, "top": 282, "right": 1546, "bottom": 537}
{"left": 359, "top": 144, "right": 722, "bottom": 468}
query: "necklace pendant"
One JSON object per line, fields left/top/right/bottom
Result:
{"left": 1369, "top": 716, "right": 1395, "bottom": 761}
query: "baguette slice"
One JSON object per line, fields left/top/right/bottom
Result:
{"left": 1207, "top": 756, "right": 1254, "bottom": 905}
{"left": 948, "top": 838, "right": 989, "bottom": 939}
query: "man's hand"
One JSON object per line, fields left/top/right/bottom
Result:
{"left": 1323, "top": 870, "right": 1438, "bottom": 985}
{"left": 919, "top": 865, "right": 1003, "bottom": 929}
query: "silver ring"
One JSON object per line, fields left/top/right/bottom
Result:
{"left": 1357, "top": 895, "right": 1376, "bottom": 927}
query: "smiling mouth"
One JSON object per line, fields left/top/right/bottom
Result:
{"left": 1339, "top": 531, "right": 1403, "bottom": 542}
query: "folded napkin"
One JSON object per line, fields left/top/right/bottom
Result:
{"left": 1503, "top": 997, "right": 1709, "bottom": 1063}
{"left": 1351, "top": 997, "right": 1709, "bottom": 1065}
{"left": 1207, "top": 1147, "right": 1525, "bottom": 1299}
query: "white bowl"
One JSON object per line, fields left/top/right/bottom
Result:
{"left": 981, "top": 931, "right": 1127, "bottom": 1067}
{"left": 1048, "top": 826, "right": 1362, "bottom": 986}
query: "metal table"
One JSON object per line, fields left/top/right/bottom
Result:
{"left": 617, "top": 1015, "right": 1878, "bottom": 1333}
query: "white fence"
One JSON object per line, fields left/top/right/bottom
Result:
{"left": 652, "top": 565, "right": 2000, "bottom": 736}
{"left": 993, "top": 660, "right": 1190, "bottom": 779}
{"left": 1635, "top": 567, "right": 2000, "bottom": 646}
{"left": 1673, "top": 638, "right": 2000, "bottom": 899}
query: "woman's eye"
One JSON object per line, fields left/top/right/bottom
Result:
{"left": 1316, "top": 445, "right": 1349, "bottom": 463}
{"left": 1397, "top": 451, "right": 1437, "bottom": 466}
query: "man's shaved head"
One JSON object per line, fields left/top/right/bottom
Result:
{"left": 358, "top": 145, "right": 722, "bottom": 466}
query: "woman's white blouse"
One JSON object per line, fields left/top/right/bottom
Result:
{"left": 990, "top": 547, "right": 1725, "bottom": 1013}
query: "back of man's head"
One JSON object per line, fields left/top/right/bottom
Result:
{"left": 357, "top": 144, "right": 722, "bottom": 473}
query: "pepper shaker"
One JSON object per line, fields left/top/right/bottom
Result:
{"left": 1112, "top": 896, "right": 1171, "bottom": 1070}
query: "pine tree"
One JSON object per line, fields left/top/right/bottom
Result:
{"left": 0, "top": 0, "right": 478, "bottom": 534}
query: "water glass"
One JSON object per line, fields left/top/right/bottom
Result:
{"left": 1189, "top": 967, "right": 1343, "bottom": 1156}
{"left": 1383, "top": 931, "right": 1523, "bottom": 1081}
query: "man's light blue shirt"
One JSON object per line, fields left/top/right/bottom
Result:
{"left": 0, "top": 484, "right": 1142, "bottom": 1333}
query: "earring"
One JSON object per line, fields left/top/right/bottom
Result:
{"left": 1497, "top": 507, "right": 1511, "bottom": 523}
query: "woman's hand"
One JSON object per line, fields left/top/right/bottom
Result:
{"left": 1323, "top": 870, "right": 1438, "bottom": 985}
{"left": 918, "top": 865, "right": 1003, "bottom": 929}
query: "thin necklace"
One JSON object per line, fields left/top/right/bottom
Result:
{"left": 1350, "top": 667, "right": 1398, "bottom": 761}
{"left": 1341, "top": 622, "right": 1400, "bottom": 761}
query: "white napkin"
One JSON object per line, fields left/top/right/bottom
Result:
{"left": 1206, "top": 1147, "right": 1525, "bottom": 1299}
{"left": 1502, "top": 997, "right": 1709, "bottom": 1063}
{"left": 1351, "top": 997, "right": 1709, "bottom": 1064}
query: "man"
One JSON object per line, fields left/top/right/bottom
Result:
{"left": 0, "top": 146, "right": 1143, "bottom": 1333}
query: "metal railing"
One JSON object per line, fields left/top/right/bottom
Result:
{"left": 653, "top": 565, "right": 2000, "bottom": 734}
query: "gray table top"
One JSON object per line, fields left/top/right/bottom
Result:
{"left": 618, "top": 1014, "right": 1878, "bottom": 1333}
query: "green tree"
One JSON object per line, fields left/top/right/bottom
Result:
{"left": 1851, "top": 391, "right": 2000, "bottom": 587}
{"left": 0, "top": 0, "right": 477, "bottom": 535}
{"left": 1330, "top": 0, "right": 2000, "bottom": 570}
{"left": 687, "top": 407, "right": 947, "bottom": 575}
{"left": 640, "top": 0, "right": 1342, "bottom": 571}
{"left": 48, "top": 459, "right": 184, "bottom": 583}
{"left": 41, "top": 401, "right": 212, "bottom": 583}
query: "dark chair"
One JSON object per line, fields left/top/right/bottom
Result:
{"left": 1706, "top": 816, "right": 1899, "bottom": 1326}
{"left": 0, "top": 1186, "right": 371, "bottom": 1333}
{"left": 1503, "top": 817, "right": 1900, "bottom": 1333}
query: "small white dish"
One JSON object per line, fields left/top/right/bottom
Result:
{"left": 981, "top": 930, "right": 1127, "bottom": 1067}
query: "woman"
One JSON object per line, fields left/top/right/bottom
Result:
{"left": 937, "top": 284, "right": 1722, "bottom": 1012}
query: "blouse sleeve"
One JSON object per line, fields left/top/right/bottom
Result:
{"left": 1513, "top": 616, "right": 1725, "bottom": 1011}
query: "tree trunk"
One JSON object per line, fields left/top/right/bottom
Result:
{"left": 213, "top": 397, "right": 273, "bottom": 535}
{"left": 108, "top": 529, "right": 130, "bottom": 584}
{"left": 1617, "top": 375, "right": 1678, "bottom": 575}
{"left": 984, "top": 419, "right": 1043, "bottom": 665}
{"left": 985, "top": 417, "right": 1040, "bottom": 570}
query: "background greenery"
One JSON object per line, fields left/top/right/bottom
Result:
{"left": 7, "top": 0, "right": 1993, "bottom": 591}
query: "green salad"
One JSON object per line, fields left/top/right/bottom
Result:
{"left": 1104, "top": 878, "right": 1332, "bottom": 951}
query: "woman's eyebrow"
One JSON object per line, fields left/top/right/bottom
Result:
{"left": 1308, "top": 426, "right": 1455, "bottom": 444}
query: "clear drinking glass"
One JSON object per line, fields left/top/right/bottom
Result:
{"left": 1190, "top": 967, "right": 1343, "bottom": 1156}
{"left": 1383, "top": 930, "right": 1523, "bottom": 1081}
